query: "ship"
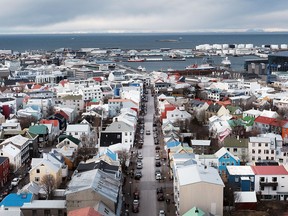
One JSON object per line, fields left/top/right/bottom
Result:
{"left": 221, "top": 57, "right": 231, "bottom": 67}
{"left": 185, "top": 63, "right": 216, "bottom": 70}
{"left": 127, "top": 56, "right": 145, "bottom": 62}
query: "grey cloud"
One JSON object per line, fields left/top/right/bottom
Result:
{"left": 0, "top": 0, "right": 288, "bottom": 33}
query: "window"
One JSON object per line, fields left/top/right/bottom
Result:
{"left": 35, "top": 177, "right": 40, "bottom": 182}
{"left": 75, "top": 132, "right": 78, "bottom": 135}
{"left": 235, "top": 177, "right": 239, "bottom": 182}
{"left": 36, "top": 169, "right": 40, "bottom": 173}
{"left": 272, "top": 186, "right": 277, "bottom": 191}
{"left": 272, "top": 177, "right": 277, "bottom": 182}
{"left": 233, "top": 148, "right": 237, "bottom": 153}
{"left": 252, "top": 150, "right": 255, "bottom": 154}
{"left": 271, "top": 150, "right": 274, "bottom": 154}
{"left": 265, "top": 143, "right": 268, "bottom": 147}
{"left": 261, "top": 186, "right": 264, "bottom": 191}
{"left": 258, "top": 143, "right": 261, "bottom": 147}
{"left": 260, "top": 177, "right": 265, "bottom": 182}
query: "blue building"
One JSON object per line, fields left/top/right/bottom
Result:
{"left": 227, "top": 166, "right": 255, "bottom": 191}
{"left": 215, "top": 147, "right": 240, "bottom": 175}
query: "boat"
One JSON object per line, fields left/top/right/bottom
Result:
{"left": 127, "top": 56, "right": 145, "bottom": 62}
{"left": 221, "top": 57, "right": 231, "bottom": 67}
{"left": 185, "top": 63, "right": 215, "bottom": 70}
{"left": 137, "top": 66, "right": 146, "bottom": 72}
{"left": 185, "top": 57, "right": 216, "bottom": 70}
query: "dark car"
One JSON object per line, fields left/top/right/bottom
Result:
{"left": 157, "top": 193, "right": 164, "bottom": 201}
{"left": 155, "top": 146, "right": 160, "bottom": 150}
{"left": 156, "top": 187, "right": 163, "bottom": 194}
{"left": 133, "top": 191, "right": 140, "bottom": 200}
{"left": 134, "top": 170, "right": 142, "bottom": 180}
{"left": 155, "top": 160, "right": 161, "bottom": 167}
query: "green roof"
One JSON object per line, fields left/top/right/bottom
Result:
{"left": 183, "top": 207, "right": 206, "bottom": 216}
{"left": 58, "top": 135, "right": 81, "bottom": 145}
{"left": 242, "top": 116, "right": 255, "bottom": 126}
{"left": 28, "top": 124, "right": 48, "bottom": 135}
{"left": 224, "top": 137, "right": 248, "bottom": 148}
{"left": 226, "top": 105, "right": 241, "bottom": 115}
{"left": 228, "top": 119, "right": 244, "bottom": 128}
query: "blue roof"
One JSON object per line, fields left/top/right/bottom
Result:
{"left": 106, "top": 148, "right": 117, "bottom": 161}
{"left": 166, "top": 140, "right": 181, "bottom": 148}
{"left": 0, "top": 193, "right": 33, "bottom": 207}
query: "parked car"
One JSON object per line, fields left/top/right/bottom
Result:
{"left": 146, "top": 130, "right": 151, "bottom": 135}
{"left": 156, "top": 187, "right": 163, "bottom": 194}
{"left": 155, "top": 160, "right": 161, "bottom": 167}
{"left": 137, "top": 153, "right": 143, "bottom": 160}
{"left": 137, "top": 162, "right": 143, "bottom": 169}
{"left": 157, "top": 193, "right": 164, "bottom": 201}
{"left": 155, "top": 146, "right": 160, "bottom": 150}
{"left": 135, "top": 170, "right": 142, "bottom": 180}
{"left": 159, "top": 210, "right": 165, "bottom": 216}
{"left": 155, "top": 154, "right": 160, "bottom": 160}
{"left": 132, "top": 199, "right": 139, "bottom": 213}
{"left": 11, "top": 178, "right": 20, "bottom": 187}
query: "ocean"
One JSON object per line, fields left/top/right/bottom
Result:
{"left": 0, "top": 32, "right": 287, "bottom": 71}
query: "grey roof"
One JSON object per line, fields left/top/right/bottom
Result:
{"left": 177, "top": 164, "right": 224, "bottom": 187}
{"left": 105, "top": 121, "right": 133, "bottom": 132}
{"left": 21, "top": 200, "right": 66, "bottom": 209}
{"left": 66, "top": 169, "right": 120, "bottom": 203}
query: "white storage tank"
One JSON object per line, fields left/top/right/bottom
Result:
{"left": 237, "top": 44, "right": 245, "bottom": 49}
{"left": 246, "top": 44, "right": 254, "bottom": 49}
{"left": 212, "top": 44, "right": 222, "bottom": 49}
{"left": 270, "top": 44, "right": 279, "bottom": 50}
{"left": 222, "top": 44, "right": 229, "bottom": 49}
{"left": 280, "top": 44, "right": 288, "bottom": 49}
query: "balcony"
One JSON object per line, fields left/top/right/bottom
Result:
{"left": 260, "top": 182, "right": 278, "bottom": 187}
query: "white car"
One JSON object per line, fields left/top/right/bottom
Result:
{"left": 11, "top": 178, "right": 20, "bottom": 187}
{"left": 155, "top": 154, "right": 160, "bottom": 160}
{"left": 159, "top": 210, "right": 165, "bottom": 216}
{"left": 156, "top": 173, "right": 162, "bottom": 180}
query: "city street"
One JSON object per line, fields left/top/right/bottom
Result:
{"left": 122, "top": 89, "right": 175, "bottom": 216}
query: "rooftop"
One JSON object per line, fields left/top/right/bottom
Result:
{"left": 226, "top": 165, "right": 254, "bottom": 175}
{"left": 251, "top": 165, "right": 288, "bottom": 175}
{"left": 0, "top": 193, "right": 33, "bottom": 207}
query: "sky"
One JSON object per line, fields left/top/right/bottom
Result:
{"left": 1, "top": 0, "right": 288, "bottom": 34}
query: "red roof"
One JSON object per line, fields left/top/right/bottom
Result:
{"left": 59, "top": 79, "right": 69, "bottom": 87}
{"left": 93, "top": 77, "right": 103, "bottom": 82}
{"left": 217, "top": 100, "right": 231, "bottom": 107}
{"left": 254, "top": 116, "right": 276, "bottom": 125}
{"left": 251, "top": 165, "right": 288, "bottom": 175}
{"left": 68, "top": 207, "right": 103, "bottom": 216}
{"left": 255, "top": 116, "right": 288, "bottom": 127}
{"left": 40, "top": 119, "right": 59, "bottom": 127}
{"left": 55, "top": 110, "right": 69, "bottom": 120}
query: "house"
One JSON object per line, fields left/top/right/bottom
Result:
{"left": 226, "top": 166, "right": 255, "bottom": 191}
{"left": 215, "top": 147, "right": 240, "bottom": 176}
{"left": 0, "top": 156, "right": 9, "bottom": 187}
{"left": 226, "top": 105, "right": 243, "bottom": 117}
{"left": 205, "top": 103, "right": 230, "bottom": 122}
{"left": 1, "top": 122, "right": 22, "bottom": 138}
{"left": 56, "top": 135, "right": 82, "bottom": 150}
{"left": 29, "top": 157, "right": 63, "bottom": 188}
{"left": 174, "top": 164, "right": 224, "bottom": 216}
{"left": 254, "top": 116, "right": 288, "bottom": 136}
{"left": 65, "top": 169, "right": 121, "bottom": 215}
{"left": 58, "top": 94, "right": 85, "bottom": 113}
{"left": 182, "top": 206, "right": 210, "bottom": 216}
{"left": 251, "top": 165, "right": 288, "bottom": 200}
{"left": 242, "top": 109, "right": 262, "bottom": 119}
{"left": 223, "top": 137, "right": 249, "bottom": 163}
{"left": 108, "top": 98, "right": 138, "bottom": 118}
{"left": 104, "top": 120, "right": 134, "bottom": 147}
{"left": 0, "top": 143, "right": 21, "bottom": 172}
{"left": 28, "top": 124, "right": 49, "bottom": 147}
{"left": 40, "top": 119, "right": 60, "bottom": 141}
{"left": 166, "top": 107, "right": 192, "bottom": 123}
{"left": 49, "top": 112, "right": 67, "bottom": 131}
{"left": 0, "top": 134, "right": 30, "bottom": 170}
{"left": 65, "top": 123, "right": 91, "bottom": 141}
{"left": 234, "top": 191, "right": 257, "bottom": 210}
{"left": 0, "top": 193, "right": 33, "bottom": 216}
{"left": 68, "top": 207, "right": 103, "bottom": 216}
{"left": 21, "top": 200, "right": 67, "bottom": 216}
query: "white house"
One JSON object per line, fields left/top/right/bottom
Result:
{"left": 252, "top": 165, "right": 288, "bottom": 200}
{"left": 0, "top": 143, "right": 21, "bottom": 171}
{"left": 65, "top": 124, "right": 91, "bottom": 140}
{"left": 166, "top": 107, "right": 192, "bottom": 123}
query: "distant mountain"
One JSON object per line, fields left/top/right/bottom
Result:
{"left": 245, "top": 28, "right": 265, "bottom": 33}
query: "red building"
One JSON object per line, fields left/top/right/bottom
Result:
{"left": 0, "top": 156, "right": 9, "bottom": 187}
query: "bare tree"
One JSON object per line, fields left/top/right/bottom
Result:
{"left": 41, "top": 174, "right": 56, "bottom": 200}
{"left": 118, "top": 150, "right": 130, "bottom": 173}
{"left": 18, "top": 116, "right": 37, "bottom": 129}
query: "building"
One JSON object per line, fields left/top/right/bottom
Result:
{"left": 0, "top": 156, "right": 9, "bottom": 187}
{"left": 226, "top": 166, "right": 255, "bottom": 191}
{"left": 215, "top": 147, "right": 240, "bottom": 176}
{"left": 174, "top": 164, "right": 224, "bottom": 216}
{"left": 21, "top": 200, "right": 67, "bottom": 216}
{"left": 252, "top": 165, "right": 288, "bottom": 200}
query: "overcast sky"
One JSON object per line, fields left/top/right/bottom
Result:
{"left": 1, "top": 0, "right": 287, "bottom": 34}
